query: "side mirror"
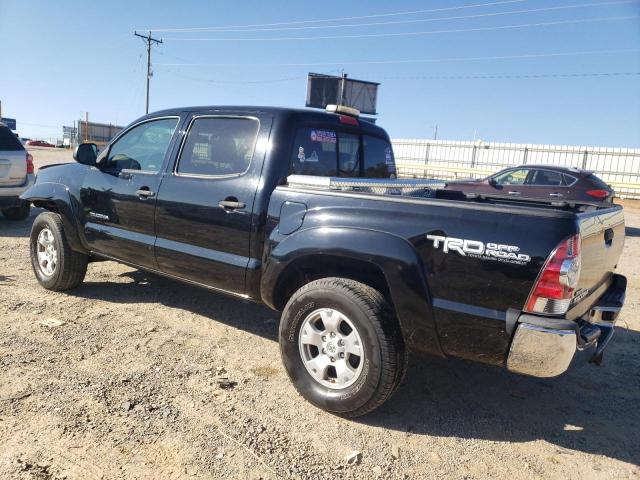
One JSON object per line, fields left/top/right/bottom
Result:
{"left": 73, "top": 143, "right": 98, "bottom": 166}
{"left": 488, "top": 177, "right": 497, "bottom": 187}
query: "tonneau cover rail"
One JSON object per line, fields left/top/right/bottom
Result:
{"left": 286, "top": 174, "right": 444, "bottom": 197}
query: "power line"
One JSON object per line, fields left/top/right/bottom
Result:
{"left": 155, "top": 48, "right": 640, "bottom": 68}
{"left": 163, "top": 70, "right": 640, "bottom": 85}
{"left": 163, "top": 15, "right": 639, "bottom": 41}
{"left": 162, "top": 70, "right": 308, "bottom": 84}
{"left": 154, "top": 1, "right": 637, "bottom": 33}
{"left": 381, "top": 71, "right": 640, "bottom": 80}
{"left": 138, "top": 0, "right": 526, "bottom": 32}
{"left": 16, "top": 122, "right": 61, "bottom": 129}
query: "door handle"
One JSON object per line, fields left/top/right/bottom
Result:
{"left": 507, "top": 191, "right": 521, "bottom": 196}
{"left": 549, "top": 192, "right": 564, "bottom": 197}
{"left": 219, "top": 200, "right": 246, "bottom": 210}
{"left": 136, "top": 188, "right": 155, "bottom": 198}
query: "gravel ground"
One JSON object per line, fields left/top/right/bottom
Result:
{"left": 0, "top": 149, "right": 638, "bottom": 479}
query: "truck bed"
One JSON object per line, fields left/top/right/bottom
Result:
{"left": 267, "top": 175, "right": 624, "bottom": 364}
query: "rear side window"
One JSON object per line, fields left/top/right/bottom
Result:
{"left": 0, "top": 125, "right": 24, "bottom": 151}
{"left": 528, "top": 169, "right": 563, "bottom": 186}
{"left": 291, "top": 127, "right": 395, "bottom": 178}
{"left": 563, "top": 173, "right": 578, "bottom": 186}
{"left": 178, "top": 117, "right": 259, "bottom": 176}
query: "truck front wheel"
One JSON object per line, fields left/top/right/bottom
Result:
{"left": 30, "top": 212, "right": 88, "bottom": 291}
{"left": 279, "top": 277, "right": 406, "bottom": 417}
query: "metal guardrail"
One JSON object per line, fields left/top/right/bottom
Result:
{"left": 392, "top": 139, "right": 640, "bottom": 199}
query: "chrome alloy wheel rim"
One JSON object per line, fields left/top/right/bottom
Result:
{"left": 36, "top": 227, "right": 58, "bottom": 277}
{"left": 298, "top": 308, "right": 365, "bottom": 389}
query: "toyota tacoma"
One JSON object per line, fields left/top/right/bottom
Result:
{"left": 21, "top": 106, "right": 626, "bottom": 417}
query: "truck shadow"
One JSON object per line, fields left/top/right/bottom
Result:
{"left": 626, "top": 226, "right": 640, "bottom": 237}
{"left": 0, "top": 208, "right": 39, "bottom": 238}
{"left": 365, "top": 338, "right": 640, "bottom": 466}
{"left": 70, "top": 268, "right": 640, "bottom": 466}
{"left": 69, "top": 269, "right": 279, "bottom": 341}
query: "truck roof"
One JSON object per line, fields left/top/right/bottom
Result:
{"left": 148, "top": 105, "right": 389, "bottom": 138}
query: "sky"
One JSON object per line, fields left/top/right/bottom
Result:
{"left": 1, "top": 0, "right": 639, "bottom": 147}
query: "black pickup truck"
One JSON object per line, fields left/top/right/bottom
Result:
{"left": 22, "top": 106, "right": 627, "bottom": 417}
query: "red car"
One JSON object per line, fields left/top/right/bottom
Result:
{"left": 444, "top": 165, "right": 614, "bottom": 204}
{"left": 26, "top": 139, "right": 55, "bottom": 148}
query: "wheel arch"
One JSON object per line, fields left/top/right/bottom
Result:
{"left": 22, "top": 182, "right": 88, "bottom": 254}
{"left": 261, "top": 226, "right": 444, "bottom": 356}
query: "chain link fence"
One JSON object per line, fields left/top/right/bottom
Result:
{"left": 392, "top": 139, "right": 640, "bottom": 199}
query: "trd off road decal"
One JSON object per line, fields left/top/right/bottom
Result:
{"left": 426, "top": 235, "right": 531, "bottom": 265}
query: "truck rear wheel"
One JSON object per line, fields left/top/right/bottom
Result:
{"left": 279, "top": 277, "right": 406, "bottom": 417}
{"left": 30, "top": 212, "right": 88, "bottom": 291}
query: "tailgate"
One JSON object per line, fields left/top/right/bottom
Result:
{"left": 570, "top": 206, "right": 625, "bottom": 315}
{"left": 0, "top": 150, "right": 27, "bottom": 187}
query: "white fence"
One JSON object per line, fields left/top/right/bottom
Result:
{"left": 391, "top": 139, "right": 640, "bottom": 199}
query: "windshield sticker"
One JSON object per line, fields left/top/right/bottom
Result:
{"left": 306, "top": 151, "right": 319, "bottom": 162}
{"left": 310, "top": 130, "right": 336, "bottom": 143}
{"left": 297, "top": 146, "right": 305, "bottom": 163}
{"left": 426, "top": 235, "right": 531, "bottom": 265}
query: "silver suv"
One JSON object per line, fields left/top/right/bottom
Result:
{"left": 0, "top": 122, "right": 34, "bottom": 220}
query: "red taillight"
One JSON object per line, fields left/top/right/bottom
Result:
{"left": 586, "top": 189, "right": 609, "bottom": 199}
{"left": 26, "top": 153, "right": 34, "bottom": 174}
{"left": 525, "top": 234, "right": 581, "bottom": 315}
{"left": 338, "top": 114, "right": 359, "bottom": 126}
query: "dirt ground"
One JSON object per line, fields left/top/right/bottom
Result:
{"left": 0, "top": 148, "right": 638, "bottom": 479}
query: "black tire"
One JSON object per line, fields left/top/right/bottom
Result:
{"left": 2, "top": 201, "right": 30, "bottom": 221}
{"left": 30, "top": 212, "right": 88, "bottom": 291}
{"left": 279, "top": 277, "right": 407, "bottom": 417}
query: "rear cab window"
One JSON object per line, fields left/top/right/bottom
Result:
{"left": 0, "top": 125, "right": 25, "bottom": 151}
{"left": 291, "top": 126, "right": 396, "bottom": 178}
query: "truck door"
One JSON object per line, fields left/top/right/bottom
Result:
{"left": 154, "top": 114, "right": 271, "bottom": 295}
{"left": 79, "top": 116, "right": 181, "bottom": 268}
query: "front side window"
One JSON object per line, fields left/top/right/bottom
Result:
{"left": 177, "top": 117, "right": 259, "bottom": 176}
{"left": 493, "top": 169, "right": 529, "bottom": 185}
{"left": 107, "top": 118, "right": 178, "bottom": 172}
{"left": 290, "top": 127, "right": 338, "bottom": 177}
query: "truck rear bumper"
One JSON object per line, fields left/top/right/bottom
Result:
{"left": 506, "top": 274, "right": 626, "bottom": 378}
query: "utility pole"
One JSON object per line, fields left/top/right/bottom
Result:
{"left": 134, "top": 31, "right": 163, "bottom": 114}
